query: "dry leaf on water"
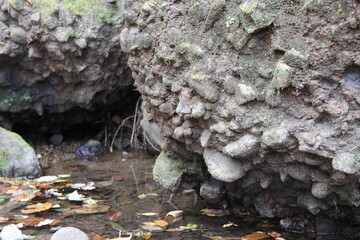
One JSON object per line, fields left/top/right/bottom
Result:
{"left": 12, "top": 217, "right": 45, "bottom": 226}
{"left": 257, "top": 222, "right": 275, "bottom": 228}
{"left": 267, "top": 232, "right": 281, "bottom": 238}
{"left": 137, "top": 212, "right": 159, "bottom": 216}
{"left": 90, "top": 232, "right": 106, "bottom": 240}
{"left": 201, "top": 209, "right": 231, "bottom": 217}
{"left": 21, "top": 202, "right": 52, "bottom": 214}
{"left": 241, "top": 231, "right": 271, "bottom": 240}
{"left": 154, "top": 220, "right": 168, "bottom": 227}
{"left": 109, "top": 210, "right": 123, "bottom": 221}
{"left": 164, "top": 210, "right": 183, "bottom": 224}
{"left": 65, "top": 204, "right": 111, "bottom": 215}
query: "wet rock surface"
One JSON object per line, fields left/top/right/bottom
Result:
{"left": 123, "top": 0, "right": 360, "bottom": 221}
{"left": 0, "top": 127, "right": 41, "bottom": 178}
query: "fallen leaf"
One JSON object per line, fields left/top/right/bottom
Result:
{"left": 164, "top": 210, "right": 183, "bottom": 223}
{"left": 138, "top": 194, "right": 147, "bottom": 199}
{"left": 201, "top": 209, "right": 231, "bottom": 217}
{"left": 223, "top": 221, "right": 238, "bottom": 228}
{"left": 38, "top": 184, "right": 55, "bottom": 189}
{"left": 109, "top": 222, "right": 123, "bottom": 231}
{"left": 141, "top": 222, "right": 156, "bottom": 226}
{"left": 35, "top": 176, "right": 58, "bottom": 182}
{"left": 234, "top": 210, "right": 251, "bottom": 216}
{"left": 275, "top": 238, "right": 286, "bottom": 240}
{"left": 141, "top": 224, "right": 163, "bottom": 231}
{"left": 21, "top": 202, "right": 52, "bottom": 214}
{"left": 75, "top": 204, "right": 111, "bottom": 215}
{"left": 58, "top": 174, "right": 71, "bottom": 178}
{"left": 141, "top": 232, "right": 152, "bottom": 240}
{"left": 0, "top": 217, "right": 9, "bottom": 223}
{"left": 180, "top": 223, "right": 197, "bottom": 230}
{"left": 12, "top": 217, "right": 45, "bottom": 225}
{"left": 241, "top": 231, "right": 270, "bottom": 240}
{"left": 154, "top": 220, "right": 168, "bottom": 227}
{"left": 41, "top": 164, "right": 51, "bottom": 169}
{"left": 24, "top": 0, "right": 32, "bottom": 5}
{"left": 137, "top": 212, "right": 159, "bottom": 216}
{"left": 267, "top": 232, "right": 281, "bottom": 238}
{"left": 111, "top": 174, "right": 128, "bottom": 181}
{"left": 36, "top": 219, "right": 56, "bottom": 227}
{"left": 67, "top": 190, "right": 86, "bottom": 201}
{"left": 257, "top": 222, "right": 275, "bottom": 228}
{"left": 109, "top": 210, "right": 123, "bottom": 221}
{"left": 166, "top": 228, "right": 184, "bottom": 232}
{"left": 90, "top": 232, "right": 106, "bottom": 240}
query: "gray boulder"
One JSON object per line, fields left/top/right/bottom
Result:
{"left": 51, "top": 227, "right": 89, "bottom": 240}
{"left": 203, "top": 149, "right": 245, "bottom": 182}
{"left": 223, "top": 134, "right": 259, "bottom": 159}
{"left": 0, "top": 127, "right": 41, "bottom": 178}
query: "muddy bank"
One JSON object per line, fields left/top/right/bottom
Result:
{"left": 122, "top": 0, "right": 360, "bottom": 220}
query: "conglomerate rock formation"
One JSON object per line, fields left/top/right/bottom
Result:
{"left": 0, "top": 0, "right": 133, "bottom": 132}
{"left": 122, "top": 0, "right": 360, "bottom": 220}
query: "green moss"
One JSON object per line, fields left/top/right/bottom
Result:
{"left": 191, "top": 74, "right": 206, "bottom": 82}
{"left": 6, "top": 0, "right": 122, "bottom": 24}
{"left": 239, "top": 0, "right": 259, "bottom": 14}
{"left": 0, "top": 148, "right": 10, "bottom": 168}
{"left": 0, "top": 97, "right": 14, "bottom": 106}
{"left": 225, "top": 16, "right": 236, "bottom": 28}
{"left": 178, "top": 42, "right": 204, "bottom": 56}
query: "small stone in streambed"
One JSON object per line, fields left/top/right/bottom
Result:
{"left": 49, "top": 134, "right": 63, "bottom": 146}
{"left": 75, "top": 140, "right": 103, "bottom": 156}
{"left": 51, "top": 227, "right": 89, "bottom": 240}
{"left": 1, "top": 224, "right": 29, "bottom": 240}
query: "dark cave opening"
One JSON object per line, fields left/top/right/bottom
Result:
{"left": 8, "top": 86, "right": 141, "bottom": 145}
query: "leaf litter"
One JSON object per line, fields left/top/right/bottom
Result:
{"left": 0, "top": 151, "right": 290, "bottom": 240}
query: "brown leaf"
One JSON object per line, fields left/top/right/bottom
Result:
{"left": 21, "top": 202, "right": 52, "bottom": 214}
{"left": 166, "top": 228, "right": 184, "bottom": 232}
{"left": 164, "top": 210, "right": 183, "bottom": 224}
{"left": 64, "top": 204, "right": 111, "bottom": 216}
{"left": 23, "top": 0, "right": 32, "bottom": 4}
{"left": 38, "top": 184, "right": 55, "bottom": 189}
{"left": 90, "top": 232, "right": 106, "bottom": 240}
{"left": 267, "top": 232, "right": 281, "bottom": 238}
{"left": 241, "top": 232, "right": 270, "bottom": 240}
{"left": 257, "top": 222, "right": 275, "bottom": 228}
{"left": 108, "top": 210, "right": 123, "bottom": 221}
{"left": 110, "top": 174, "right": 128, "bottom": 181}
{"left": 41, "top": 164, "right": 51, "bottom": 169}
{"left": 11, "top": 217, "right": 45, "bottom": 225}
{"left": 201, "top": 209, "right": 231, "bottom": 217}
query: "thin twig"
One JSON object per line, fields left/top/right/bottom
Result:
{"left": 110, "top": 115, "right": 134, "bottom": 152}
{"left": 130, "top": 165, "right": 140, "bottom": 196}
{"left": 143, "top": 132, "right": 160, "bottom": 152}
{"left": 130, "top": 97, "right": 141, "bottom": 148}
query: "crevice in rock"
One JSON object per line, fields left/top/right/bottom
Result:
{"left": 8, "top": 86, "right": 141, "bottom": 144}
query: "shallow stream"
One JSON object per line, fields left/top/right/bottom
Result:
{"left": 1, "top": 148, "right": 345, "bottom": 239}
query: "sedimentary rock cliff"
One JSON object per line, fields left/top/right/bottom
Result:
{"left": 0, "top": 0, "right": 132, "bottom": 129}
{"left": 122, "top": 0, "right": 360, "bottom": 219}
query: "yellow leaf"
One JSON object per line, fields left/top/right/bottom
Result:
{"left": 141, "top": 232, "right": 152, "bottom": 240}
